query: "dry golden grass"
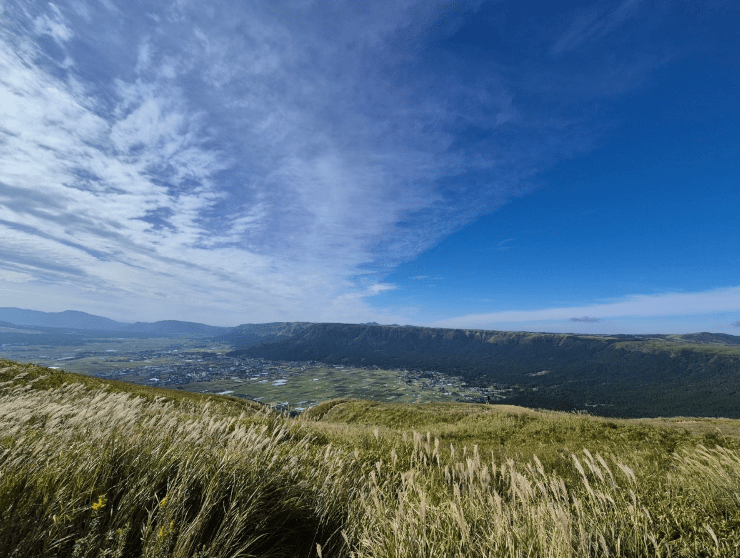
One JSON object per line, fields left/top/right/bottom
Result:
{"left": 2, "top": 361, "right": 740, "bottom": 557}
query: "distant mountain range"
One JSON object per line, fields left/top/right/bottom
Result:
{"left": 3, "top": 307, "right": 740, "bottom": 418}
{"left": 0, "top": 308, "right": 127, "bottom": 331}
{"left": 0, "top": 307, "right": 229, "bottom": 336}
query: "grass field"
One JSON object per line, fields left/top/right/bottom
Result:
{"left": 0, "top": 339, "right": 493, "bottom": 408}
{"left": 2, "top": 359, "right": 740, "bottom": 557}
{"left": 179, "top": 364, "right": 489, "bottom": 410}
{"left": 0, "top": 337, "right": 231, "bottom": 376}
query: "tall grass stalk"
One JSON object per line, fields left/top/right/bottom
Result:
{"left": 2, "top": 365, "right": 740, "bottom": 557}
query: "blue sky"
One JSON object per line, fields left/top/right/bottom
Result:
{"left": 0, "top": 0, "right": 738, "bottom": 333}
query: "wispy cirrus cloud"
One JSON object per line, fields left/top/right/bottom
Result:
{"left": 495, "top": 238, "right": 515, "bottom": 251}
{"left": 0, "top": 0, "right": 681, "bottom": 325}
{"left": 550, "top": 0, "right": 645, "bottom": 57}
{"left": 0, "top": 0, "right": 531, "bottom": 323}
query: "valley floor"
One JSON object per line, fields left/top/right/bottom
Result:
{"left": 0, "top": 338, "right": 508, "bottom": 411}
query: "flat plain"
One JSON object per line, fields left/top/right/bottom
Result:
{"left": 0, "top": 336, "right": 494, "bottom": 411}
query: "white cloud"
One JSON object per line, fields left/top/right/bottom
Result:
{"left": 435, "top": 287, "right": 740, "bottom": 330}
{"left": 367, "top": 283, "right": 397, "bottom": 295}
{"left": 135, "top": 39, "right": 153, "bottom": 74}
{"left": 33, "top": 4, "right": 73, "bottom": 45}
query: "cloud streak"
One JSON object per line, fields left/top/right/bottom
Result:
{"left": 550, "top": 0, "right": 644, "bottom": 56}
{"left": 570, "top": 316, "right": 600, "bottom": 323}
{"left": 436, "top": 287, "right": 740, "bottom": 330}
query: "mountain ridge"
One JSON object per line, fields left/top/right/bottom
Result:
{"left": 3, "top": 307, "right": 740, "bottom": 417}
{"left": 228, "top": 323, "right": 740, "bottom": 418}
{"left": 0, "top": 307, "right": 229, "bottom": 336}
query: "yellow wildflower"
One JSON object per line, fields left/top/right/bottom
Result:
{"left": 92, "top": 494, "right": 107, "bottom": 511}
{"left": 158, "top": 521, "right": 174, "bottom": 539}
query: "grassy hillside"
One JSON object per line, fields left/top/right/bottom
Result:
{"left": 2, "top": 359, "right": 740, "bottom": 557}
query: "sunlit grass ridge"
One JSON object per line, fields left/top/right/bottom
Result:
{"left": 2, "top": 360, "right": 740, "bottom": 557}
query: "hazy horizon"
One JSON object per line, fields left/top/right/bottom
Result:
{"left": 2, "top": 305, "right": 740, "bottom": 339}
{"left": 1, "top": 1, "right": 739, "bottom": 334}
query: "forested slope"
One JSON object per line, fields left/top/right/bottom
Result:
{"left": 229, "top": 324, "right": 740, "bottom": 417}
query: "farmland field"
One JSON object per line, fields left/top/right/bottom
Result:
{"left": 0, "top": 336, "right": 499, "bottom": 410}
